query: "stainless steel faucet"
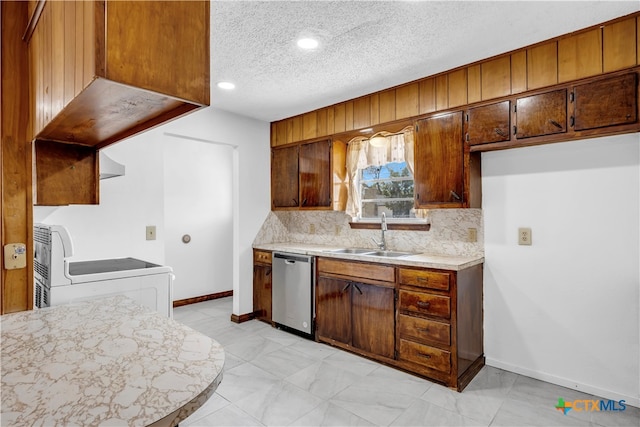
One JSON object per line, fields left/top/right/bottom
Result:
{"left": 372, "top": 212, "right": 387, "bottom": 251}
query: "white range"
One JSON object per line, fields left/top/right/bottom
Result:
{"left": 34, "top": 224, "right": 173, "bottom": 317}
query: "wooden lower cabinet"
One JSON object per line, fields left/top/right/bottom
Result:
{"left": 351, "top": 281, "right": 395, "bottom": 358}
{"left": 316, "top": 258, "right": 396, "bottom": 362}
{"left": 396, "top": 264, "right": 484, "bottom": 391}
{"left": 315, "top": 277, "right": 352, "bottom": 344}
{"left": 253, "top": 250, "right": 272, "bottom": 323}
{"left": 315, "top": 257, "right": 484, "bottom": 392}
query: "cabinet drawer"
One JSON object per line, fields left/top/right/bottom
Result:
{"left": 398, "top": 339, "right": 451, "bottom": 373}
{"left": 398, "top": 290, "right": 450, "bottom": 319}
{"left": 254, "top": 250, "right": 272, "bottom": 265}
{"left": 397, "top": 314, "right": 450, "bottom": 346}
{"left": 318, "top": 258, "right": 395, "bottom": 283}
{"left": 398, "top": 268, "right": 450, "bottom": 291}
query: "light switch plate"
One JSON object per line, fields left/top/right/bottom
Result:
{"left": 4, "top": 243, "right": 27, "bottom": 269}
{"left": 146, "top": 226, "right": 156, "bottom": 241}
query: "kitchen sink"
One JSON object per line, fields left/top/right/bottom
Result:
{"left": 326, "top": 248, "right": 376, "bottom": 254}
{"left": 365, "top": 250, "right": 417, "bottom": 258}
{"left": 326, "top": 248, "right": 418, "bottom": 258}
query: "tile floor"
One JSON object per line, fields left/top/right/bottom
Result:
{"left": 175, "top": 298, "right": 639, "bottom": 427}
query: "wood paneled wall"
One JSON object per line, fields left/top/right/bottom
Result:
{"left": 28, "top": 0, "right": 95, "bottom": 138}
{"left": 271, "top": 12, "right": 640, "bottom": 146}
{"left": 2, "top": 1, "right": 34, "bottom": 313}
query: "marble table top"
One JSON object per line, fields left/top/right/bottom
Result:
{"left": 1, "top": 296, "right": 224, "bottom": 426}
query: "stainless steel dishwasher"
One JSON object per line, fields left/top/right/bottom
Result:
{"left": 272, "top": 252, "right": 315, "bottom": 337}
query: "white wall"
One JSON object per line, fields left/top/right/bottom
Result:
{"left": 482, "top": 133, "right": 640, "bottom": 406}
{"left": 163, "top": 138, "right": 234, "bottom": 301}
{"left": 160, "top": 108, "right": 271, "bottom": 317}
{"left": 34, "top": 133, "right": 166, "bottom": 264}
{"left": 34, "top": 107, "right": 271, "bottom": 316}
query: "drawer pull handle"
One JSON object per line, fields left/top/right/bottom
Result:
{"left": 417, "top": 301, "right": 431, "bottom": 309}
{"left": 417, "top": 277, "right": 429, "bottom": 283}
{"left": 418, "top": 352, "right": 432, "bottom": 359}
{"left": 549, "top": 119, "right": 563, "bottom": 129}
{"left": 417, "top": 327, "right": 430, "bottom": 334}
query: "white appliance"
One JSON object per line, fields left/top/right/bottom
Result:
{"left": 34, "top": 224, "right": 173, "bottom": 317}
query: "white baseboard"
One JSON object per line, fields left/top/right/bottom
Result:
{"left": 486, "top": 357, "right": 640, "bottom": 408}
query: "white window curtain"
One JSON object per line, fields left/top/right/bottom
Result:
{"left": 345, "top": 126, "right": 414, "bottom": 219}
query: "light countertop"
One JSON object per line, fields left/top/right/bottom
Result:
{"left": 1, "top": 296, "right": 224, "bottom": 427}
{"left": 253, "top": 243, "right": 483, "bottom": 271}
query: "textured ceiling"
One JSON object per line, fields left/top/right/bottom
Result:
{"left": 210, "top": 1, "right": 640, "bottom": 123}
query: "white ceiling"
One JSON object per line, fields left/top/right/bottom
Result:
{"left": 210, "top": 1, "right": 640, "bottom": 123}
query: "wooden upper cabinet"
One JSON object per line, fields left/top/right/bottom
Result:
{"left": 271, "top": 145, "right": 299, "bottom": 208}
{"left": 510, "top": 50, "right": 528, "bottom": 94}
{"left": 414, "top": 112, "right": 465, "bottom": 207}
{"left": 333, "top": 103, "right": 347, "bottom": 133}
{"left": 481, "top": 56, "right": 511, "bottom": 100}
{"left": 271, "top": 139, "right": 346, "bottom": 211}
{"left": 28, "top": 0, "right": 209, "bottom": 148}
{"left": 288, "top": 116, "right": 303, "bottom": 143}
{"left": 467, "top": 65, "right": 481, "bottom": 104}
{"left": 419, "top": 78, "right": 436, "bottom": 114}
{"left": 435, "top": 74, "right": 448, "bottom": 111}
{"left": 572, "top": 73, "right": 638, "bottom": 131}
{"left": 515, "top": 89, "right": 567, "bottom": 139}
{"left": 396, "top": 83, "right": 419, "bottom": 119}
{"left": 467, "top": 101, "right": 511, "bottom": 145}
{"left": 603, "top": 17, "right": 637, "bottom": 73}
{"left": 379, "top": 90, "right": 396, "bottom": 123}
{"left": 303, "top": 112, "right": 318, "bottom": 140}
{"left": 299, "top": 140, "right": 332, "bottom": 208}
{"left": 353, "top": 97, "right": 372, "bottom": 129}
{"left": 558, "top": 28, "right": 602, "bottom": 83}
{"left": 527, "top": 41, "right": 558, "bottom": 90}
{"left": 448, "top": 69, "right": 468, "bottom": 108}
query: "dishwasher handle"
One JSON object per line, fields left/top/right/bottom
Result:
{"left": 284, "top": 259, "right": 296, "bottom": 265}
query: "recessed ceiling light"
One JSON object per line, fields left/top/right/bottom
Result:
{"left": 297, "top": 38, "right": 319, "bottom": 50}
{"left": 217, "top": 81, "right": 235, "bottom": 90}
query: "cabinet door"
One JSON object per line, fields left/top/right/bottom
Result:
{"left": 299, "top": 140, "right": 331, "bottom": 208}
{"left": 414, "top": 112, "right": 464, "bottom": 207}
{"left": 316, "top": 277, "right": 352, "bottom": 345}
{"left": 253, "top": 264, "right": 272, "bottom": 322}
{"left": 466, "top": 101, "right": 511, "bottom": 145}
{"left": 271, "top": 145, "right": 299, "bottom": 208}
{"left": 351, "top": 282, "right": 395, "bottom": 358}
{"left": 573, "top": 73, "right": 637, "bottom": 131}
{"left": 515, "top": 89, "right": 567, "bottom": 139}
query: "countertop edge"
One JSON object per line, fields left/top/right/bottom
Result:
{"left": 253, "top": 243, "right": 484, "bottom": 271}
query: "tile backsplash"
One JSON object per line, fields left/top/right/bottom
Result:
{"left": 254, "top": 210, "right": 483, "bottom": 257}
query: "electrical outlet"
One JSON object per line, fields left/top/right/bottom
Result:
{"left": 309, "top": 224, "right": 315, "bottom": 234}
{"left": 468, "top": 228, "right": 477, "bottom": 242}
{"left": 518, "top": 227, "right": 532, "bottom": 245}
{"left": 146, "top": 225, "right": 156, "bottom": 241}
{"left": 335, "top": 225, "right": 340, "bottom": 236}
